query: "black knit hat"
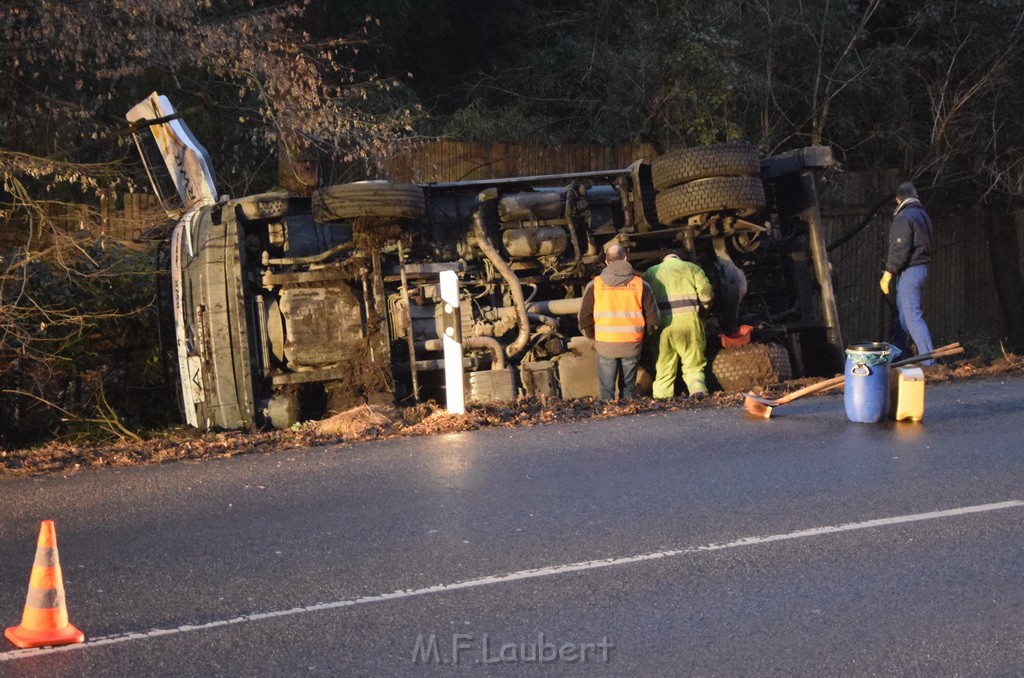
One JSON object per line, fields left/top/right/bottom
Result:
{"left": 895, "top": 182, "right": 918, "bottom": 200}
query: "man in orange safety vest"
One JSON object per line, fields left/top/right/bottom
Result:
{"left": 578, "top": 244, "right": 660, "bottom": 400}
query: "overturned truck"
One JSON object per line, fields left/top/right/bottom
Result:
{"left": 128, "top": 93, "right": 843, "bottom": 430}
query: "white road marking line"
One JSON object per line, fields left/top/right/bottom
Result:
{"left": 3, "top": 499, "right": 1021, "bottom": 662}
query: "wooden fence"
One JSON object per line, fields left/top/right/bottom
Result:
{"left": 376, "top": 140, "right": 658, "bottom": 182}
{"left": 0, "top": 191, "right": 163, "bottom": 246}
{"left": 818, "top": 172, "right": 1011, "bottom": 350}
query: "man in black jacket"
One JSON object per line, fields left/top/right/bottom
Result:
{"left": 879, "top": 182, "right": 935, "bottom": 364}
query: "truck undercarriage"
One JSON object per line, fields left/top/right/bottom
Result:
{"left": 129, "top": 94, "right": 843, "bottom": 430}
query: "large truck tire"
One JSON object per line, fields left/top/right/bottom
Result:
{"left": 655, "top": 176, "right": 766, "bottom": 224}
{"left": 709, "top": 342, "right": 792, "bottom": 392}
{"left": 651, "top": 142, "right": 760, "bottom": 191}
{"left": 312, "top": 182, "right": 426, "bottom": 222}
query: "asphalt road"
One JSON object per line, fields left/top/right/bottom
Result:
{"left": 1, "top": 375, "right": 1023, "bottom": 676}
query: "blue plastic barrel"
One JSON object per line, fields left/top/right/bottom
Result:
{"left": 844, "top": 343, "right": 893, "bottom": 423}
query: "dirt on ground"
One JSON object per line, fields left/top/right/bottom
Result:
{"left": 3, "top": 355, "right": 1023, "bottom": 478}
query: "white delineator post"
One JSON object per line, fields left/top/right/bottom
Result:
{"left": 439, "top": 270, "right": 465, "bottom": 414}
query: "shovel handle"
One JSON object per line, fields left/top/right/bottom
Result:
{"left": 774, "top": 373, "right": 848, "bottom": 405}
{"left": 892, "top": 342, "right": 961, "bottom": 367}
{"left": 773, "top": 342, "right": 962, "bottom": 405}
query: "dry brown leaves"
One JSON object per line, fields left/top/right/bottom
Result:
{"left": 3, "top": 356, "right": 1022, "bottom": 478}
{"left": 313, "top": 404, "right": 399, "bottom": 438}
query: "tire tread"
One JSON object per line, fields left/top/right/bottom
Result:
{"left": 651, "top": 142, "right": 760, "bottom": 190}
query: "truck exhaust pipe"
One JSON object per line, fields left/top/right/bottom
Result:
{"left": 472, "top": 189, "right": 531, "bottom": 358}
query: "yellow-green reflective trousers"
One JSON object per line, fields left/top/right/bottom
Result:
{"left": 652, "top": 315, "right": 707, "bottom": 398}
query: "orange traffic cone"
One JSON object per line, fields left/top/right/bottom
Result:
{"left": 5, "top": 520, "right": 85, "bottom": 649}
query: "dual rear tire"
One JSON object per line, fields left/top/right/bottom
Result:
{"left": 651, "top": 142, "right": 766, "bottom": 224}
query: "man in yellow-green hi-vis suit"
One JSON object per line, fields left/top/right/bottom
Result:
{"left": 643, "top": 253, "right": 713, "bottom": 398}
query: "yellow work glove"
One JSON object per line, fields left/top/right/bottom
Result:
{"left": 879, "top": 271, "right": 893, "bottom": 295}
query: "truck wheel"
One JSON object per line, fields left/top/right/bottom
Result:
{"left": 312, "top": 182, "right": 426, "bottom": 222}
{"left": 651, "top": 142, "right": 760, "bottom": 191}
{"left": 655, "top": 176, "right": 766, "bottom": 224}
{"left": 709, "top": 342, "right": 792, "bottom": 392}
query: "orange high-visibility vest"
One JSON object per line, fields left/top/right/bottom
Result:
{"left": 593, "top": 276, "right": 645, "bottom": 343}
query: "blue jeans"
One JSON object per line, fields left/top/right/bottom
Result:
{"left": 597, "top": 353, "right": 639, "bottom": 400}
{"left": 892, "top": 265, "right": 935, "bottom": 365}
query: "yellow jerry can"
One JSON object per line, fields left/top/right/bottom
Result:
{"left": 889, "top": 366, "right": 925, "bottom": 421}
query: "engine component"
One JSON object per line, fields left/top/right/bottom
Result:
{"left": 521, "top": 361, "right": 558, "bottom": 397}
{"left": 502, "top": 226, "right": 568, "bottom": 258}
{"left": 472, "top": 190, "right": 531, "bottom": 357}
{"left": 263, "top": 388, "right": 299, "bottom": 430}
{"left": 468, "top": 368, "right": 517, "bottom": 403}
{"left": 498, "top": 191, "right": 565, "bottom": 222}
{"left": 278, "top": 285, "right": 363, "bottom": 367}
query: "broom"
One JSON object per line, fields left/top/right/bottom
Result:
{"left": 742, "top": 342, "right": 963, "bottom": 418}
